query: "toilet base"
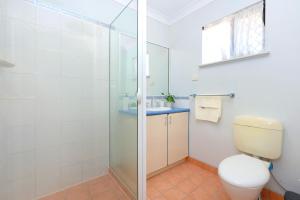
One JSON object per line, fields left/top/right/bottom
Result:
{"left": 221, "top": 179, "right": 265, "bottom": 200}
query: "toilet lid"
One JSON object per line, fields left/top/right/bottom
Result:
{"left": 218, "top": 154, "right": 270, "bottom": 188}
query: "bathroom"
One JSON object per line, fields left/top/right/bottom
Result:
{"left": 0, "top": 0, "right": 299, "bottom": 199}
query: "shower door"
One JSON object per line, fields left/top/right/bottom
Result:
{"left": 109, "top": 0, "right": 146, "bottom": 199}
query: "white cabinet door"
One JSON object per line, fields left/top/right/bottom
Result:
{"left": 168, "top": 112, "right": 189, "bottom": 165}
{"left": 147, "top": 114, "right": 168, "bottom": 174}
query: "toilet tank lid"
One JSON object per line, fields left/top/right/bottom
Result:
{"left": 234, "top": 116, "right": 283, "bottom": 131}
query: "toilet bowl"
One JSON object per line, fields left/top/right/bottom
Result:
{"left": 219, "top": 116, "right": 283, "bottom": 200}
{"left": 218, "top": 154, "right": 270, "bottom": 200}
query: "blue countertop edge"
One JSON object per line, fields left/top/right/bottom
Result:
{"left": 147, "top": 108, "right": 190, "bottom": 116}
{"left": 119, "top": 108, "right": 190, "bottom": 116}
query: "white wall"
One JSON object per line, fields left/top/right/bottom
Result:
{"left": 147, "top": 17, "right": 169, "bottom": 47}
{"left": 169, "top": 0, "right": 300, "bottom": 194}
{"left": 0, "top": 0, "right": 109, "bottom": 199}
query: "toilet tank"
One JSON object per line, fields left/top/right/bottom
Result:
{"left": 234, "top": 116, "right": 283, "bottom": 160}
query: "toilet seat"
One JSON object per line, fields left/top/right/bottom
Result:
{"left": 218, "top": 154, "right": 270, "bottom": 188}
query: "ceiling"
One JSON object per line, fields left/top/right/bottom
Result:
{"left": 114, "top": 0, "right": 215, "bottom": 25}
{"left": 41, "top": 0, "right": 214, "bottom": 25}
{"left": 147, "top": 0, "right": 215, "bottom": 25}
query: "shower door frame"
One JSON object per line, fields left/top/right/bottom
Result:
{"left": 108, "top": 0, "right": 147, "bottom": 199}
{"left": 137, "top": 0, "right": 147, "bottom": 199}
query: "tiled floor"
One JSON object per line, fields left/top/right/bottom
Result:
{"left": 41, "top": 162, "right": 228, "bottom": 200}
{"left": 39, "top": 174, "right": 130, "bottom": 200}
{"left": 147, "top": 162, "right": 230, "bottom": 200}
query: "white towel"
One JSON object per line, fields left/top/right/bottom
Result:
{"left": 195, "top": 96, "right": 222, "bottom": 123}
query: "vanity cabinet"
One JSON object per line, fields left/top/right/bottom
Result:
{"left": 147, "top": 112, "right": 189, "bottom": 175}
{"left": 167, "top": 112, "right": 189, "bottom": 165}
{"left": 147, "top": 114, "right": 168, "bottom": 174}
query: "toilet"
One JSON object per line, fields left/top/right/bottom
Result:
{"left": 218, "top": 116, "right": 283, "bottom": 200}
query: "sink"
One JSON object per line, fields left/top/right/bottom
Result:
{"left": 147, "top": 107, "right": 172, "bottom": 112}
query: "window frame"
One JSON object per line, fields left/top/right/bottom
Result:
{"left": 200, "top": 0, "right": 268, "bottom": 67}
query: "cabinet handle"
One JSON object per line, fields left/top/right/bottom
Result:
{"left": 169, "top": 116, "right": 172, "bottom": 125}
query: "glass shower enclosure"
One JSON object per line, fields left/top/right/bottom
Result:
{"left": 109, "top": 0, "right": 146, "bottom": 199}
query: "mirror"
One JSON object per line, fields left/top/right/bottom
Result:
{"left": 117, "top": 36, "right": 169, "bottom": 97}
{"left": 147, "top": 43, "right": 169, "bottom": 96}
{"left": 118, "top": 33, "right": 137, "bottom": 97}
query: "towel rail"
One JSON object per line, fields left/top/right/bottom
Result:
{"left": 190, "top": 93, "right": 235, "bottom": 98}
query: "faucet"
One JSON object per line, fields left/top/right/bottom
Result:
{"left": 151, "top": 96, "right": 155, "bottom": 108}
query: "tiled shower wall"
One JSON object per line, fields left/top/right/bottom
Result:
{"left": 0, "top": 0, "right": 109, "bottom": 199}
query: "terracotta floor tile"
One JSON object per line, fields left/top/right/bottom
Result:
{"left": 190, "top": 187, "right": 211, "bottom": 200}
{"left": 158, "top": 171, "right": 173, "bottom": 180}
{"left": 188, "top": 166, "right": 207, "bottom": 176}
{"left": 148, "top": 177, "right": 174, "bottom": 193}
{"left": 188, "top": 174, "right": 207, "bottom": 186}
{"left": 182, "top": 195, "right": 196, "bottom": 200}
{"left": 38, "top": 161, "right": 230, "bottom": 200}
{"left": 155, "top": 181, "right": 174, "bottom": 192}
{"left": 147, "top": 161, "right": 230, "bottom": 200}
{"left": 172, "top": 167, "right": 192, "bottom": 179}
{"left": 65, "top": 184, "right": 91, "bottom": 200}
{"left": 150, "top": 196, "right": 168, "bottom": 200}
{"left": 163, "top": 188, "right": 187, "bottom": 200}
{"left": 148, "top": 174, "right": 165, "bottom": 184}
{"left": 214, "top": 188, "right": 230, "bottom": 200}
{"left": 92, "top": 188, "right": 121, "bottom": 200}
{"left": 168, "top": 175, "right": 185, "bottom": 186}
{"left": 176, "top": 179, "right": 198, "bottom": 194}
{"left": 89, "top": 177, "right": 116, "bottom": 196}
{"left": 40, "top": 175, "right": 130, "bottom": 200}
{"left": 147, "top": 185, "right": 163, "bottom": 199}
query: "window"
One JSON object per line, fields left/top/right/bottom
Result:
{"left": 202, "top": 1, "right": 265, "bottom": 65}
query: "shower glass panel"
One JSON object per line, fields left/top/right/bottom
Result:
{"left": 109, "top": 0, "right": 139, "bottom": 198}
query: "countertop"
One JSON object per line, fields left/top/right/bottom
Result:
{"left": 146, "top": 108, "right": 190, "bottom": 116}
{"left": 119, "top": 108, "right": 190, "bottom": 116}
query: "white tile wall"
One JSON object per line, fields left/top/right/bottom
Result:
{"left": 8, "top": 178, "right": 36, "bottom": 200}
{"left": 0, "top": 0, "right": 110, "bottom": 199}
{"left": 7, "top": 125, "right": 36, "bottom": 154}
